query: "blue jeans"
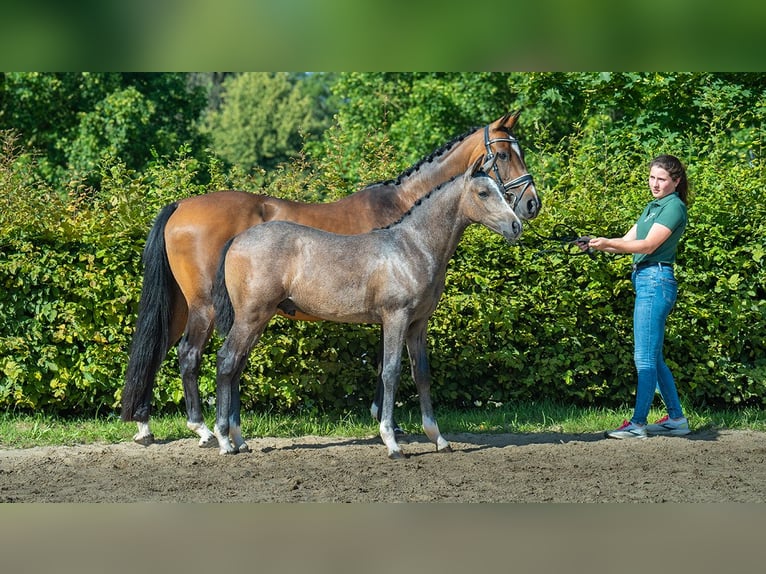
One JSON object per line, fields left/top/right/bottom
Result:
{"left": 630, "top": 265, "right": 684, "bottom": 425}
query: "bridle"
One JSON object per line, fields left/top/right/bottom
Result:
{"left": 484, "top": 124, "right": 536, "bottom": 211}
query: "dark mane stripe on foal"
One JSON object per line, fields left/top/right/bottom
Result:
{"left": 377, "top": 175, "right": 460, "bottom": 230}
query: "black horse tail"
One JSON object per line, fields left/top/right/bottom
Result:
{"left": 121, "top": 202, "right": 179, "bottom": 422}
{"left": 213, "top": 238, "right": 236, "bottom": 336}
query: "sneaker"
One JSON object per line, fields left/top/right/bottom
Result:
{"left": 646, "top": 415, "right": 690, "bottom": 436}
{"left": 605, "top": 419, "right": 647, "bottom": 440}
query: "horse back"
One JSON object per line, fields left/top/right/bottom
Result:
{"left": 164, "top": 191, "right": 271, "bottom": 299}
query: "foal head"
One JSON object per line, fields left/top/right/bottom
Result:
{"left": 462, "top": 156, "right": 523, "bottom": 244}
{"left": 482, "top": 111, "right": 541, "bottom": 221}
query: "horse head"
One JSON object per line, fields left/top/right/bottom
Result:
{"left": 482, "top": 110, "right": 541, "bottom": 221}
{"left": 463, "top": 155, "right": 523, "bottom": 244}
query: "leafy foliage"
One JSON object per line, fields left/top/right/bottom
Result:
{"left": 0, "top": 73, "right": 764, "bottom": 417}
{"left": 0, "top": 72, "right": 208, "bottom": 187}
{"left": 201, "top": 72, "right": 332, "bottom": 175}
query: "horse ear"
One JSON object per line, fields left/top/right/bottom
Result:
{"left": 466, "top": 155, "right": 496, "bottom": 177}
{"left": 503, "top": 109, "right": 521, "bottom": 130}
{"left": 469, "top": 155, "right": 483, "bottom": 177}
{"left": 492, "top": 112, "right": 512, "bottom": 130}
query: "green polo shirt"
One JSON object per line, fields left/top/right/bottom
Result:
{"left": 633, "top": 192, "right": 687, "bottom": 265}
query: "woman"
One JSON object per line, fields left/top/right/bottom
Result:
{"left": 581, "top": 154, "right": 690, "bottom": 439}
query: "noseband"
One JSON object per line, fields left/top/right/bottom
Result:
{"left": 484, "top": 124, "right": 535, "bottom": 210}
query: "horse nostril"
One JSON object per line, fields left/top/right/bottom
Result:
{"left": 513, "top": 221, "right": 522, "bottom": 236}
{"left": 528, "top": 198, "right": 539, "bottom": 213}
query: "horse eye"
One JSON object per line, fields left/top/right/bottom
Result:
{"left": 478, "top": 190, "right": 490, "bottom": 198}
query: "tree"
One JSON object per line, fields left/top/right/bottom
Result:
{"left": 202, "top": 72, "right": 332, "bottom": 173}
{"left": 0, "top": 72, "right": 208, "bottom": 187}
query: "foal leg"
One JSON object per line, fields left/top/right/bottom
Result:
{"left": 228, "top": 372, "right": 250, "bottom": 453}
{"left": 379, "top": 319, "right": 409, "bottom": 459}
{"left": 213, "top": 340, "right": 246, "bottom": 455}
{"left": 178, "top": 303, "right": 217, "bottom": 447}
{"left": 407, "top": 323, "right": 451, "bottom": 453}
{"left": 214, "top": 315, "right": 268, "bottom": 455}
{"left": 371, "top": 326, "right": 404, "bottom": 435}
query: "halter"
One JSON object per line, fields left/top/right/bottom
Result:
{"left": 484, "top": 124, "right": 535, "bottom": 210}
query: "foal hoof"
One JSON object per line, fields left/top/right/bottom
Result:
{"left": 198, "top": 434, "right": 218, "bottom": 448}
{"left": 133, "top": 433, "right": 155, "bottom": 447}
{"left": 388, "top": 450, "right": 407, "bottom": 460}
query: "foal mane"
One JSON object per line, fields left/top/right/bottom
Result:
{"left": 378, "top": 166, "right": 498, "bottom": 231}
{"left": 376, "top": 176, "right": 454, "bottom": 231}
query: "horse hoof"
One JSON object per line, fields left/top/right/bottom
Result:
{"left": 394, "top": 426, "right": 406, "bottom": 436}
{"left": 388, "top": 450, "right": 406, "bottom": 460}
{"left": 437, "top": 445, "right": 453, "bottom": 453}
{"left": 238, "top": 443, "right": 251, "bottom": 454}
{"left": 218, "top": 447, "right": 238, "bottom": 455}
{"left": 133, "top": 433, "right": 155, "bottom": 446}
{"left": 198, "top": 435, "right": 218, "bottom": 448}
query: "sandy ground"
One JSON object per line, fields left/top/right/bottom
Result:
{"left": 2, "top": 428, "right": 765, "bottom": 502}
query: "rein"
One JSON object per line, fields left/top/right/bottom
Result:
{"left": 483, "top": 125, "right": 534, "bottom": 211}
{"left": 525, "top": 223, "right": 595, "bottom": 259}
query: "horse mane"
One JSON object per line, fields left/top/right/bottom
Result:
{"left": 376, "top": 175, "right": 458, "bottom": 230}
{"left": 377, "top": 168, "right": 497, "bottom": 231}
{"left": 361, "top": 126, "right": 479, "bottom": 190}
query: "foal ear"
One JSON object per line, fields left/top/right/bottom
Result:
{"left": 475, "top": 152, "right": 497, "bottom": 175}
{"left": 469, "top": 155, "right": 486, "bottom": 177}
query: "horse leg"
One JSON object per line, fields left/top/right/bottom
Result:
{"left": 214, "top": 316, "right": 267, "bottom": 455}
{"left": 228, "top": 370, "right": 250, "bottom": 453}
{"left": 178, "top": 303, "right": 217, "bottom": 447}
{"left": 379, "top": 318, "right": 408, "bottom": 459}
{"left": 370, "top": 325, "right": 405, "bottom": 435}
{"left": 407, "top": 321, "right": 451, "bottom": 453}
{"left": 132, "top": 281, "right": 186, "bottom": 446}
{"left": 213, "top": 339, "right": 242, "bottom": 455}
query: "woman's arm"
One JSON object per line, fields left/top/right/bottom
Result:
{"left": 588, "top": 223, "right": 672, "bottom": 255}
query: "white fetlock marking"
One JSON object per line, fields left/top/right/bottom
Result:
{"left": 186, "top": 421, "right": 216, "bottom": 447}
{"left": 380, "top": 420, "right": 402, "bottom": 458}
{"left": 188, "top": 421, "right": 217, "bottom": 447}
{"left": 133, "top": 422, "right": 153, "bottom": 443}
{"left": 423, "top": 416, "right": 450, "bottom": 451}
{"left": 214, "top": 425, "right": 235, "bottom": 455}
{"left": 230, "top": 424, "right": 249, "bottom": 452}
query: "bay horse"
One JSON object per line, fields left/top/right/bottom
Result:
{"left": 120, "top": 111, "right": 540, "bottom": 447}
{"left": 212, "top": 156, "right": 522, "bottom": 458}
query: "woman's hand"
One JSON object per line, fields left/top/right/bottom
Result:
{"left": 587, "top": 237, "right": 609, "bottom": 251}
{"left": 574, "top": 236, "right": 592, "bottom": 251}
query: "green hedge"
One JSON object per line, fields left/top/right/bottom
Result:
{"left": 1, "top": 127, "right": 764, "bottom": 416}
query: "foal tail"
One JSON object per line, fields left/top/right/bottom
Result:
{"left": 120, "top": 202, "right": 178, "bottom": 422}
{"left": 213, "top": 238, "right": 236, "bottom": 336}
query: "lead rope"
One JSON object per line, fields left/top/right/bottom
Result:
{"left": 523, "top": 223, "right": 595, "bottom": 258}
